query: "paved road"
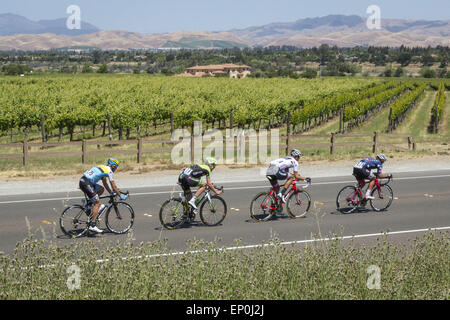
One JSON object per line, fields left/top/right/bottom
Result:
{"left": 0, "top": 170, "right": 449, "bottom": 254}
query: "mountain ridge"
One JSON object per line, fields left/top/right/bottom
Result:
{"left": 0, "top": 13, "right": 449, "bottom": 50}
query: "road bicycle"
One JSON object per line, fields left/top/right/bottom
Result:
{"left": 159, "top": 184, "right": 227, "bottom": 230}
{"left": 60, "top": 191, "right": 134, "bottom": 238}
{"left": 336, "top": 176, "right": 393, "bottom": 214}
{"left": 250, "top": 179, "right": 312, "bottom": 222}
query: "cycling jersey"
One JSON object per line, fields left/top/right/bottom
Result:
{"left": 266, "top": 157, "right": 299, "bottom": 188}
{"left": 178, "top": 164, "right": 211, "bottom": 196}
{"left": 181, "top": 164, "right": 211, "bottom": 179}
{"left": 354, "top": 158, "right": 383, "bottom": 175}
{"left": 83, "top": 165, "right": 114, "bottom": 184}
{"left": 268, "top": 157, "right": 298, "bottom": 174}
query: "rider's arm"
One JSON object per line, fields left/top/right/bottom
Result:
{"left": 293, "top": 171, "right": 309, "bottom": 181}
{"left": 206, "top": 177, "right": 222, "bottom": 195}
{"left": 102, "top": 177, "right": 113, "bottom": 194}
{"left": 104, "top": 178, "right": 121, "bottom": 196}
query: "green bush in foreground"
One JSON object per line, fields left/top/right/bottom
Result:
{"left": 0, "top": 232, "right": 448, "bottom": 300}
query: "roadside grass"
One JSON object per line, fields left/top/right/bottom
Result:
{"left": 0, "top": 230, "right": 448, "bottom": 300}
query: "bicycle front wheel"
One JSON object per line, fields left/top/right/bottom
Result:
{"left": 106, "top": 202, "right": 135, "bottom": 234}
{"left": 370, "top": 185, "right": 393, "bottom": 212}
{"left": 60, "top": 205, "right": 90, "bottom": 238}
{"left": 159, "top": 199, "right": 187, "bottom": 230}
{"left": 336, "top": 186, "right": 360, "bottom": 214}
{"left": 250, "top": 192, "right": 275, "bottom": 222}
{"left": 286, "top": 190, "right": 312, "bottom": 218}
{"left": 199, "top": 195, "right": 227, "bottom": 226}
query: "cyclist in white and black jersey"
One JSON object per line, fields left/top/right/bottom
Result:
{"left": 266, "top": 149, "right": 311, "bottom": 203}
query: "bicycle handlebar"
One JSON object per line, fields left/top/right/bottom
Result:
{"left": 100, "top": 190, "right": 130, "bottom": 200}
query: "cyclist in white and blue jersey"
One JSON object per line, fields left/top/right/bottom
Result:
{"left": 353, "top": 154, "right": 392, "bottom": 200}
{"left": 79, "top": 158, "right": 127, "bottom": 233}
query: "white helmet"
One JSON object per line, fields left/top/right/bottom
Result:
{"left": 290, "top": 149, "right": 302, "bottom": 158}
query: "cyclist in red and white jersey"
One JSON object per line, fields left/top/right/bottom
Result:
{"left": 266, "top": 149, "right": 311, "bottom": 203}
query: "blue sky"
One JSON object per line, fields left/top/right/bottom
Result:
{"left": 2, "top": 0, "right": 449, "bottom": 33}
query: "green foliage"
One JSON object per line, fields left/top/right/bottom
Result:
{"left": 2, "top": 63, "right": 32, "bottom": 76}
{"left": 0, "top": 231, "right": 448, "bottom": 299}
{"left": 301, "top": 68, "right": 318, "bottom": 79}
{"left": 97, "top": 64, "right": 109, "bottom": 74}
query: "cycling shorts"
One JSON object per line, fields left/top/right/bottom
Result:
{"left": 178, "top": 173, "right": 204, "bottom": 195}
{"left": 79, "top": 176, "right": 101, "bottom": 203}
{"left": 353, "top": 167, "right": 374, "bottom": 181}
{"left": 266, "top": 164, "right": 290, "bottom": 188}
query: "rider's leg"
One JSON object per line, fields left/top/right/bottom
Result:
{"left": 188, "top": 180, "right": 205, "bottom": 209}
{"left": 365, "top": 175, "right": 376, "bottom": 198}
{"left": 90, "top": 198, "right": 101, "bottom": 222}
{"left": 282, "top": 175, "right": 294, "bottom": 194}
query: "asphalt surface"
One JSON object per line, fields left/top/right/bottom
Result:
{"left": 0, "top": 169, "right": 449, "bottom": 254}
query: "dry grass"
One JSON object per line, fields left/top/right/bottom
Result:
{"left": 0, "top": 229, "right": 448, "bottom": 300}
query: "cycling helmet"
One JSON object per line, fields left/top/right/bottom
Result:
{"left": 376, "top": 154, "right": 387, "bottom": 162}
{"left": 290, "top": 149, "right": 302, "bottom": 158}
{"left": 205, "top": 157, "right": 218, "bottom": 167}
{"left": 107, "top": 158, "right": 120, "bottom": 167}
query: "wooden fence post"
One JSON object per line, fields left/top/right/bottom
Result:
{"left": 372, "top": 132, "right": 378, "bottom": 153}
{"left": 23, "top": 140, "right": 28, "bottom": 166}
{"left": 330, "top": 133, "right": 335, "bottom": 154}
{"left": 137, "top": 138, "right": 142, "bottom": 163}
{"left": 388, "top": 108, "right": 393, "bottom": 133}
{"left": 285, "top": 111, "right": 291, "bottom": 155}
{"left": 41, "top": 113, "right": 46, "bottom": 143}
{"left": 229, "top": 111, "right": 233, "bottom": 130}
{"left": 107, "top": 113, "right": 112, "bottom": 141}
{"left": 170, "top": 112, "right": 174, "bottom": 135}
{"left": 434, "top": 106, "right": 438, "bottom": 134}
{"left": 82, "top": 139, "right": 87, "bottom": 164}
{"left": 190, "top": 122, "right": 194, "bottom": 163}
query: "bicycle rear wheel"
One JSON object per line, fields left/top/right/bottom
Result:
{"left": 199, "top": 195, "right": 227, "bottom": 226}
{"left": 370, "top": 185, "right": 393, "bottom": 212}
{"left": 60, "top": 205, "right": 90, "bottom": 238}
{"left": 336, "top": 186, "right": 360, "bottom": 214}
{"left": 159, "top": 199, "right": 187, "bottom": 230}
{"left": 286, "top": 190, "right": 312, "bottom": 218}
{"left": 106, "top": 202, "right": 135, "bottom": 234}
{"left": 250, "top": 192, "right": 276, "bottom": 222}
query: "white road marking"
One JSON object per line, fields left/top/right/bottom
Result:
{"left": 0, "top": 174, "right": 449, "bottom": 205}
{"left": 93, "top": 226, "right": 450, "bottom": 263}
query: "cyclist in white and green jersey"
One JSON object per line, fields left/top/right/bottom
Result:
{"left": 178, "top": 157, "right": 222, "bottom": 209}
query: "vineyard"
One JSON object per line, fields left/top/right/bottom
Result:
{"left": 0, "top": 75, "right": 449, "bottom": 171}
{"left": 0, "top": 75, "right": 379, "bottom": 142}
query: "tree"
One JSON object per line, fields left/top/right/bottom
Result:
{"left": 421, "top": 68, "right": 435, "bottom": 78}
{"left": 97, "top": 64, "right": 109, "bottom": 73}
{"left": 301, "top": 68, "right": 317, "bottom": 79}
{"left": 82, "top": 63, "right": 93, "bottom": 73}
{"left": 394, "top": 67, "right": 404, "bottom": 77}
{"left": 397, "top": 52, "right": 412, "bottom": 67}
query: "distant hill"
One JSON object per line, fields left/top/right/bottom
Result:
{"left": 228, "top": 14, "right": 450, "bottom": 48}
{"left": 0, "top": 13, "right": 449, "bottom": 51}
{"left": 0, "top": 13, "right": 100, "bottom": 36}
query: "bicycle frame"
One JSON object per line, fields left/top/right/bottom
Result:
{"left": 83, "top": 191, "right": 129, "bottom": 220}
{"left": 348, "top": 178, "right": 384, "bottom": 205}
{"left": 262, "top": 179, "right": 307, "bottom": 212}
